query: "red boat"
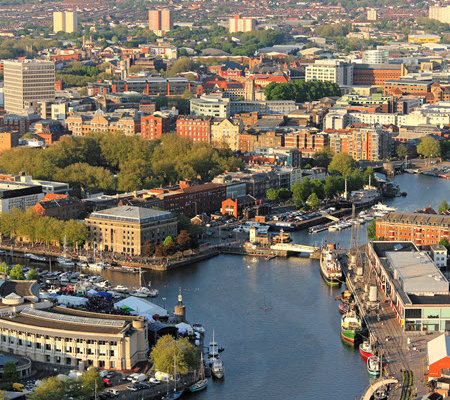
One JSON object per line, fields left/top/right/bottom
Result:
{"left": 359, "top": 341, "right": 374, "bottom": 360}
{"left": 338, "top": 302, "right": 350, "bottom": 314}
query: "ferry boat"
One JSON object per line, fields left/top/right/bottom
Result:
{"left": 371, "top": 203, "right": 397, "bottom": 212}
{"left": 320, "top": 244, "right": 343, "bottom": 286}
{"left": 367, "top": 355, "right": 381, "bottom": 378}
{"left": 341, "top": 311, "right": 363, "bottom": 344}
{"left": 272, "top": 229, "right": 292, "bottom": 244}
{"left": 359, "top": 340, "right": 374, "bottom": 360}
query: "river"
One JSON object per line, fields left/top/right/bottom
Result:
{"left": 6, "top": 173, "right": 450, "bottom": 400}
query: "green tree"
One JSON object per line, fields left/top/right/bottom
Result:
{"left": 182, "top": 89, "right": 194, "bottom": 99}
{"left": 0, "top": 262, "right": 8, "bottom": 274}
{"left": 9, "top": 264, "right": 25, "bottom": 280}
{"left": 348, "top": 169, "right": 364, "bottom": 191}
{"left": 266, "top": 188, "right": 278, "bottom": 201}
{"left": 3, "top": 361, "right": 18, "bottom": 385}
{"left": 363, "top": 167, "right": 376, "bottom": 186}
{"left": 306, "top": 192, "right": 321, "bottom": 209}
{"left": 328, "top": 152, "right": 355, "bottom": 178}
{"left": 292, "top": 178, "right": 312, "bottom": 208}
{"left": 150, "top": 335, "right": 198, "bottom": 376}
{"left": 396, "top": 144, "right": 408, "bottom": 159}
{"left": 367, "top": 219, "right": 377, "bottom": 240}
{"left": 27, "top": 268, "right": 39, "bottom": 281}
{"left": 438, "top": 200, "right": 450, "bottom": 214}
{"left": 277, "top": 188, "right": 292, "bottom": 201}
{"left": 417, "top": 136, "right": 441, "bottom": 159}
{"left": 63, "top": 220, "right": 89, "bottom": 246}
{"left": 313, "top": 147, "right": 333, "bottom": 168}
{"left": 163, "top": 236, "right": 174, "bottom": 247}
{"left": 28, "top": 376, "right": 67, "bottom": 400}
{"left": 310, "top": 179, "right": 325, "bottom": 199}
{"left": 439, "top": 238, "right": 450, "bottom": 251}
{"left": 79, "top": 367, "right": 104, "bottom": 398}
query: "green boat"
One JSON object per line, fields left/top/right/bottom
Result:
{"left": 341, "top": 311, "right": 362, "bottom": 344}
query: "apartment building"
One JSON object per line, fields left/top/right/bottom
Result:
{"left": 210, "top": 118, "right": 243, "bottom": 151}
{"left": 284, "top": 130, "right": 328, "bottom": 156}
{"left": 376, "top": 212, "right": 450, "bottom": 246}
{"left": 53, "top": 11, "right": 78, "bottom": 33}
{"left": 4, "top": 60, "right": 55, "bottom": 115}
{"left": 361, "top": 50, "right": 389, "bottom": 64}
{"left": 328, "top": 127, "right": 391, "bottom": 161}
{"left": 148, "top": 9, "right": 173, "bottom": 35}
{"left": 141, "top": 114, "right": 171, "bottom": 140}
{"left": 228, "top": 15, "right": 256, "bottom": 33}
{"left": 176, "top": 115, "right": 213, "bottom": 143}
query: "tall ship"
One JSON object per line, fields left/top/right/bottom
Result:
{"left": 341, "top": 311, "right": 363, "bottom": 344}
{"left": 320, "top": 244, "right": 343, "bottom": 286}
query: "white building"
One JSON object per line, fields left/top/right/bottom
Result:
{"left": 190, "top": 95, "right": 231, "bottom": 118}
{"left": 348, "top": 112, "right": 397, "bottom": 126}
{"left": 362, "top": 49, "right": 389, "bottom": 64}
{"left": 430, "top": 245, "right": 448, "bottom": 269}
{"left": 324, "top": 111, "right": 349, "bottom": 130}
{"left": 228, "top": 15, "right": 255, "bottom": 33}
{"left": 0, "top": 182, "right": 44, "bottom": 213}
{"left": 305, "top": 60, "right": 353, "bottom": 86}
{"left": 4, "top": 60, "right": 55, "bottom": 115}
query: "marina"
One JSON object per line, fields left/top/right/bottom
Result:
{"left": 0, "top": 173, "right": 447, "bottom": 400}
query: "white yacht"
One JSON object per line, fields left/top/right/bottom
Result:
{"left": 56, "top": 257, "right": 75, "bottom": 268}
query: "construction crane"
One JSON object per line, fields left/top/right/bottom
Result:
{"left": 342, "top": 25, "right": 362, "bottom": 59}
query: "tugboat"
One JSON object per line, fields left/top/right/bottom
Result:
{"left": 320, "top": 244, "right": 343, "bottom": 286}
{"left": 341, "top": 311, "right": 363, "bottom": 344}
{"left": 359, "top": 340, "right": 374, "bottom": 360}
{"left": 367, "top": 355, "right": 381, "bottom": 378}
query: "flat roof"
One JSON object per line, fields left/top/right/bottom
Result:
{"left": 89, "top": 206, "right": 174, "bottom": 224}
{"left": 386, "top": 251, "right": 448, "bottom": 294}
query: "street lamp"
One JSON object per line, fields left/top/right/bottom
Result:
{"left": 162, "top": 297, "right": 166, "bottom": 310}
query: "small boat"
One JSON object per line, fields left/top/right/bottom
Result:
{"left": 87, "top": 262, "right": 106, "bottom": 270}
{"left": 189, "top": 352, "right": 207, "bottom": 392}
{"left": 272, "top": 229, "right": 292, "bottom": 244}
{"left": 359, "top": 340, "right": 374, "bottom": 360}
{"left": 338, "top": 302, "right": 350, "bottom": 314}
{"left": 56, "top": 257, "right": 75, "bottom": 268}
{"left": 193, "top": 323, "right": 205, "bottom": 334}
{"left": 130, "top": 286, "right": 158, "bottom": 298}
{"left": 367, "top": 355, "right": 381, "bottom": 378}
{"left": 211, "top": 359, "right": 225, "bottom": 379}
{"left": 25, "top": 253, "right": 47, "bottom": 262}
{"left": 341, "top": 311, "right": 363, "bottom": 344}
{"left": 113, "top": 284, "right": 128, "bottom": 293}
{"left": 320, "top": 244, "right": 343, "bottom": 286}
{"left": 162, "top": 389, "right": 183, "bottom": 400}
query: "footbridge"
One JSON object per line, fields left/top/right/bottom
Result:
{"left": 321, "top": 212, "right": 340, "bottom": 222}
{"left": 270, "top": 243, "right": 319, "bottom": 253}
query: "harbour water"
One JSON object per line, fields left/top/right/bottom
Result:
{"left": 3, "top": 173, "right": 450, "bottom": 399}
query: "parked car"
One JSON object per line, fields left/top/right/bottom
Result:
{"left": 126, "top": 385, "right": 139, "bottom": 392}
{"left": 105, "top": 389, "right": 119, "bottom": 397}
{"left": 149, "top": 378, "right": 161, "bottom": 384}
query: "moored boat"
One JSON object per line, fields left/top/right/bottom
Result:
{"left": 338, "top": 302, "right": 350, "bottom": 314}
{"left": 211, "top": 359, "right": 224, "bottom": 379}
{"left": 320, "top": 244, "right": 342, "bottom": 286}
{"left": 341, "top": 311, "right": 363, "bottom": 344}
{"left": 56, "top": 257, "right": 75, "bottom": 268}
{"left": 25, "top": 253, "right": 48, "bottom": 262}
{"left": 359, "top": 340, "right": 374, "bottom": 360}
{"left": 367, "top": 355, "right": 381, "bottom": 378}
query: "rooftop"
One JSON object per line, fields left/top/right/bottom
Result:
{"left": 89, "top": 206, "right": 174, "bottom": 224}
{"left": 386, "top": 251, "right": 448, "bottom": 294}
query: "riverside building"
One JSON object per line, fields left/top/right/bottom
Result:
{"left": 367, "top": 241, "right": 450, "bottom": 332}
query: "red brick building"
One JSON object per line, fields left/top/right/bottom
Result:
{"left": 284, "top": 130, "right": 327, "bottom": 156}
{"left": 149, "top": 181, "right": 226, "bottom": 217}
{"left": 176, "top": 116, "right": 212, "bottom": 143}
{"left": 141, "top": 114, "right": 171, "bottom": 140}
{"left": 353, "top": 64, "right": 404, "bottom": 86}
{"left": 376, "top": 212, "right": 450, "bottom": 246}
{"left": 222, "top": 196, "right": 255, "bottom": 218}
{"left": 33, "top": 194, "right": 86, "bottom": 220}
